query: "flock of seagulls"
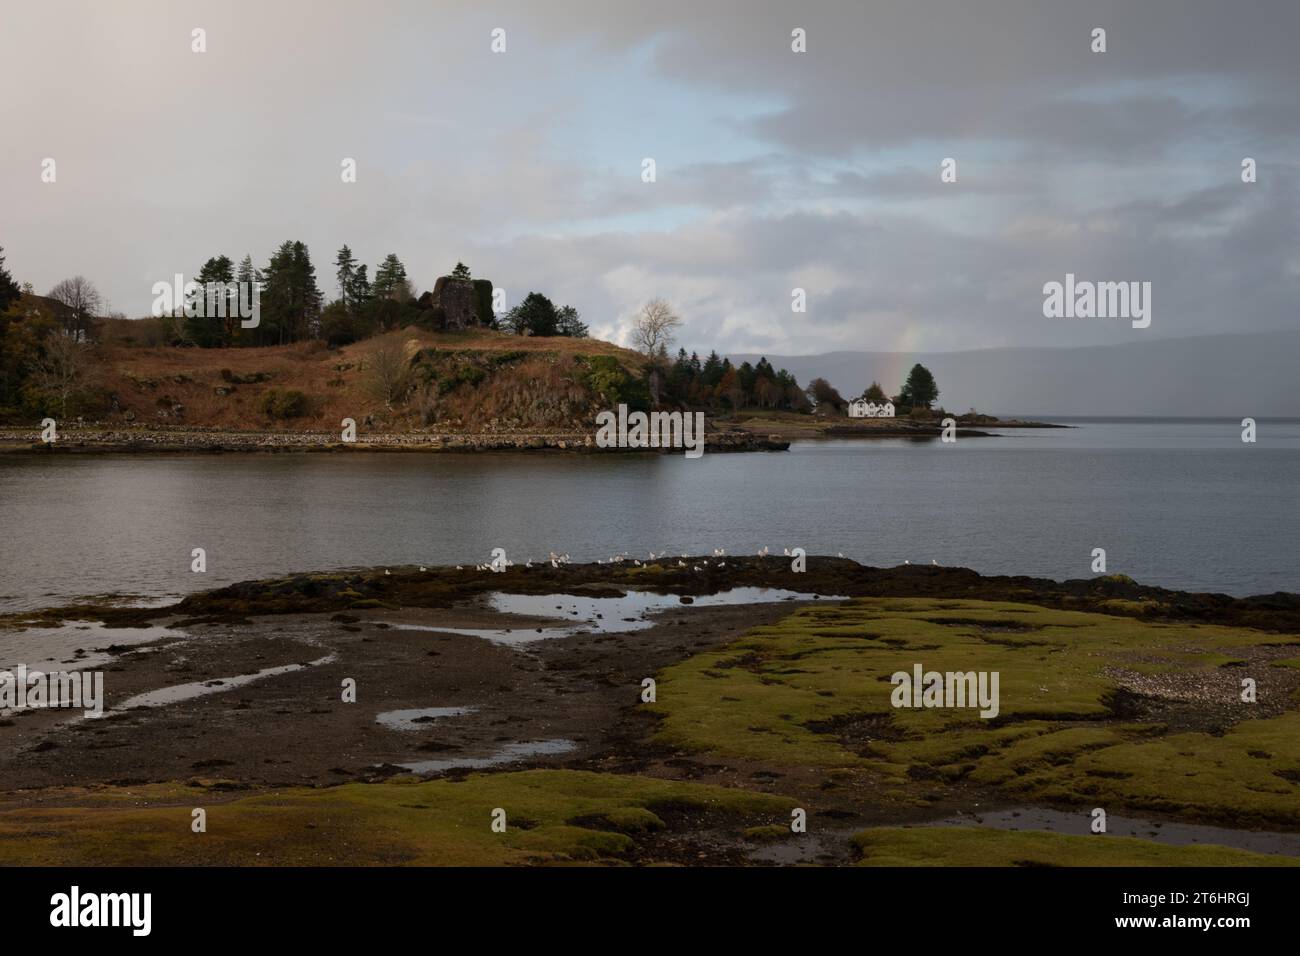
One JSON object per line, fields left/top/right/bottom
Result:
{"left": 410, "top": 549, "right": 943, "bottom": 575}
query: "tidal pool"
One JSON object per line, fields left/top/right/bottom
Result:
{"left": 391, "top": 587, "right": 839, "bottom": 645}
{"left": 397, "top": 738, "right": 577, "bottom": 775}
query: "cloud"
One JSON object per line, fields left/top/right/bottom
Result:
{"left": 1, "top": 0, "right": 1297, "bottom": 357}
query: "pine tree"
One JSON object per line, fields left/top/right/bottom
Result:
{"left": 335, "top": 245, "right": 357, "bottom": 312}
{"left": 348, "top": 264, "right": 371, "bottom": 308}
{"left": 451, "top": 262, "right": 471, "bottom": 280}
{"left": 504, "top": 292, "right": 559, "bottom": 336}
{"left": 186, "top": 255, "right": 235, "bottom": 346}
{"left": 260, "top": 241, "right": 321, "bottom": 345}
{"left": 701, "top": 350, "right": 724, "bottom": 387}
{"left": 899, "top": 364, "right": 939, "bottom": 409}
{"left": 556, "top": 304, "right": 588, "bottom": 338}
{"left": 373, "top": 253, "right": 408, "bottom": 301}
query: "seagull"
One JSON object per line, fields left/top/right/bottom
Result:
{"left": 419, "top": 566, "right": 427, "bottom": 572}
{"left": 931, "top": 559, "right": 939, "bottom": 566}
{"left": 455, "top": 565, "right": 463, "bottom": 570}
{"left": 384, "top": 569, "right": 391, "bottom": 576}
{"left": 677, "top": 560, "right": 687, "bottom": 567}
{"left": 904, "top": 560, "right": 910, "bottom": 565}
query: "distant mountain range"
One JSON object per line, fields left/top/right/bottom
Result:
{"left": 733, "top": 330, "right": 1300, "bottom": 418}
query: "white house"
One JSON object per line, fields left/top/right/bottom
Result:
{"left": 848, "top": 398, "right": 895, "bottom": 419}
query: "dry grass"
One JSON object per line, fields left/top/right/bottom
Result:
{"left": 89, "top": 327, "right": 648, "bottom": 432}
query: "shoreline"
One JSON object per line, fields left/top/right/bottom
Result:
{"left": 0, "top": 427, "right": 791, "bottom": 455}
{"left": 9, "top": 555, "right": 1299, "bottom": 634}
{"left": 2, "top": 557, "right": 1298, "bottom": 867}
{"left": 0, "top": 414, "right": 1065, "bottom": 454}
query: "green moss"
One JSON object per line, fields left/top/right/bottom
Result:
{"left": 1019, "top": 712, "right": 1300, "bottom": 827}
{"left": 852, "top": 826, "right": 1299, "bottom": 867}
{"left": 649, "top": 598, "right": 1300, "bottom": 822}
{"left": 571, "top": 806, "right": 665, "bottom": 833}
{"left": 0, "top": 770, "right": 793, "bottom": 866}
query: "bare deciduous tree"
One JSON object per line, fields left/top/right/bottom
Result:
{"left": 630, "top": 298, "right": 681, "bottom": 357}
{"left": 364, "top": 335, "right": 412, "bottom": 406}
{"left": 47, "top": 276, "right": 102, "bottom": 342}
{"left": 29, "top": 333, "right": 91, "bottom": 417}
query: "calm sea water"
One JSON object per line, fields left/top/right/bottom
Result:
{"left": 1, "top": 419, "right": 1297, "bottom": 610}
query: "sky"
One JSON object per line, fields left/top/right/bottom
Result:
{"left": 1, "top": 0, "right": 1298, "bottom": 357}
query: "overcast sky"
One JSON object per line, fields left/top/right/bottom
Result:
{"left": 2, "top": 0, "right": 1297, "bottom": 356}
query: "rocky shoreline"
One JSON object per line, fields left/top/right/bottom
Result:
{"left": 0, "top": 426, "right": 790, "bottom": 454}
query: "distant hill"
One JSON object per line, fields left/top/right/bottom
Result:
{"left": 733, "top": 331, "right": 1300, "bottom": 418}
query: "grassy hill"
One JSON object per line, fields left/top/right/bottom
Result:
{"left": 75, "top": 327, "right": 651, "bottom": 434}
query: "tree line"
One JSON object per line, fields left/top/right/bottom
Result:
{"left": 805, "top": 363, "right": 941, "bottom": 414}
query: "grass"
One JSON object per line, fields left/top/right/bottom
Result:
{"left": 23, "top": 325, "right": 649, "bottom": 434}
{"left": 852, "top": 826, "right": 1300, "bottom": 867}
{"left": 0, "top": 770, "right": 794, "bottom": 866}
{"left": 650, "top": 598, "right": 1300, "bottom": 822}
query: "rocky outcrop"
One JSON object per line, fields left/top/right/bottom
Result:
{"left": 429, "top": 276, "right": 479, "bottom": 330}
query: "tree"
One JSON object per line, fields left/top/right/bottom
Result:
{"left": 230, "top": 255, "right": 258, "bottom": 345}
{"left": 504, "top": 292, "right": 559, "bottom": 336}
{"left": 556, "top": 304, "right": 588, "bottom": 338}
{"left": 364, "top": 335, "right": 411, "bottom": 406}
{"left": 0, "top": 246, "right": 20, "bottom": 314}
{"left": 718, "top": 366, "right": 743, "bottom": 409}
{"left": 185, "top": 255, "right": 235, "bottom": 347}
{"left": 236, "top": 254, "right": 255, "bottom": 289}
{"left": 806, "top": 377, "right": 847, "bottom": 414}
{"left": 372, "top": 253, "right": 409, "bottom": 301}
{"left": 259, "top": 241, "right": 321, "bottom": 345}
{"left": 451, "top": 262, "right": 472, "bottom": 280}
{"left": 631, "top": 298, "right": 681, "bottom": 356}
{"left": 700, "top": 350, "right": 724, "bottom": 387}
{"left": 47, "top": 276, "right": 102, "bottom": 342}
{"left": 348, "top": 264, "right": 371, "bottom": 308}
{"left": 335, "top": 245, "right": 358, "bottom": 312}
{"left": 899, "top": 363, "right": 939, "bottom": 409}
{"left": 862, "top": 381, "right": 888, "bottom": 402}
{"left": 391, "top": 276, "right": 414, "bottom": 303}
{"left": 320, "top": 300, "right": 369, "bottom": 347}
{"left": 28, "top": 331, "right": 92, "bottom": 417}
